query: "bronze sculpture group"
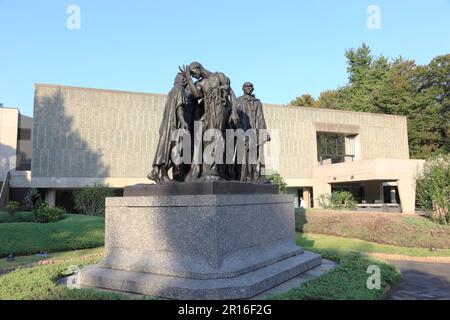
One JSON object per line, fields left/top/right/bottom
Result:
{"left": 148, "top": 62, "right": 271, "bottom": 184}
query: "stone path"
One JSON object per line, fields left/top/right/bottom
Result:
{"left": 251, "top": 259, "right": 337, "bottom": 299}
{"left": 386, "top": 260, "right": 450, "bottom": 300}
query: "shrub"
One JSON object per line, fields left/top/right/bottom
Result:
{"left": 36, "top": 203, "right": 64, "bottom": 223}
{"left": 416, "top": 154, "right": 450, "bottom": 225}
{"left": 5, "top": 201, "right": 20, "bottom": 218}
{"left": 73, "top": 184, "right": 115, "bottom": 216}
{"left": 318, "top": 191, "right": 357, "bottom": 210}
{"left": 266, "top": 172, "right": 287, "bottom": 193}
{"left": 23, "top": 189, "right": 42, "bottom": 221}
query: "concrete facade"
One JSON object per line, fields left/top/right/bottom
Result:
{"left": 0, "top": 107, "right": 19, "bottom": 180}
{"left": 4, "top": 83, "right": 425, "bottom": 213}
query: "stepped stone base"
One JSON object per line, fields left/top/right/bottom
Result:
{"left": 77, "top": 186, "right": 322, "bottom": 299}
{"left": 79, "top": 251, "right": 321, "bottom": 300}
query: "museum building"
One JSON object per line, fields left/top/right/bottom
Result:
{"left": 0, "top": 83, "right": 424, "bottom": 213}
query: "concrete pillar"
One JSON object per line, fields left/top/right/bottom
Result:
{"left": 45, "top": 189, "right": 56, "bottom": 208}
{"left": 380, "top": 184, "right": 385, "bottom": 203}
{"left": 313, "top": 183, "right": 332, "bottom": 209}
{"left": 303, "top": 187, "right": 312, "bottom": 209}
{"left": 397, "top": 179, "right": 416, "bottom": 214}
{"left": 390, "top": 187, "right": 397, "bottom": 203}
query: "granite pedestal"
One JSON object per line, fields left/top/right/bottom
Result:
{"left": 78, "top": 182, "right": 322, "bottom": 299}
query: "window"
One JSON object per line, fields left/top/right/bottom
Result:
{"left": 317, "top": 132, "right": 352, "bottom": 164}
{"left": 18, "top": 128, "right": 31, "bottom": 141}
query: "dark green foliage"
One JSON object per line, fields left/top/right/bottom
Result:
{"left": 73, "top": 184, "right": 115, "bottom": 216}
{"left": 4, "top": 201, "right": 19, "bottom": 217}
{"left": 266, "top": 172, "right": 288, "bottom": 193}
{"left": 291, "top": 93, "right": 316, "bottom": 107}
{"left": 317, "top": 191, "right": 357, "bottom": 210}
{"left": 23, "top": 188, "right": 42, "bottom": 221}
{"left": 36, "top": 203, "right": 65, "bottom": 223}
{"left": 416, "top": 154, "right": 450, "bottom": 225}
{"left": 291, "top": 44, "right": 450, "bottom": 159}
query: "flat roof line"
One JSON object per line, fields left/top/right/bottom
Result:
{"left": 34, "top": 83, "right": 167, "bottom": 98}
{"left": 34, "top": 83, "right": 407, "bottom": 120}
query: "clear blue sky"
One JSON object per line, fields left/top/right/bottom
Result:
{"left": 1, "top": 0, "right": 449, "bottom": 116}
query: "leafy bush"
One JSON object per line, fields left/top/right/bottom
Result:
{"left": 23, "top": 188, "right": 42, "bottom": 221}
{"left": 416, "top": 154, "right": 450, "bottom": 225}
{"left": 73, "top": 184, "right": 115, "bottom": 216}
{"left": 266, "top": 172, "right": 287, "bottom": 193}
{"left": 318, "top": 191, "right": 357, "bottom": 210}
{"left": 5, "top": 201, "right": 20, "bottom": 218}
{"left": 36, "top": 203, "right": 64, "bottom": 223}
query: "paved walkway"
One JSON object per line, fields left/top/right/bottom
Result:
{"left": 386, "top": 260, "right": 450, "bottom": 300}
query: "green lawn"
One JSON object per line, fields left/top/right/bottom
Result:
{"left": 0, "top": 214, "right": 105, "bottom": 257}
{"left": 3, "top": 211, "right": 438, "bottom": 300}
{"left": 267, "top": 234, "right": 406, "bottom": 300}
{"left": 0, "top": 247, "right": 104, "bottom": 271}
{"left": 0, "top": 244, "right": 399, "bottom": 301}
{"left": 0, "top": 253, "right": 148, "bottom": 300}
{"left": 297, "top": 233, "right": 450, "bottom": 257}
{"left": 270, "top": 250, "right": 399, "bottom": 300}
{"left": 0, "top": 212, "right": 36, "bottom": 223}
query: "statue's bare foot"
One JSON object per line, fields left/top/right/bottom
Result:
{"left": 160, "top": 175, "right": 175, "bottom": 184}
{"left": 147, "top": 170, "right": 161, "bottom": 184}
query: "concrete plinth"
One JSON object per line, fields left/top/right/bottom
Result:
{"left": 78, "top": 192, "right": 322, "bottom": 299}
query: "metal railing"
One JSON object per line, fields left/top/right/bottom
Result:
{"left": 318, "top": 155, "right": 355, "bottom": 165}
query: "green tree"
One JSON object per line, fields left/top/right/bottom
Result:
{"left": 289, "top": 44, "right": 449, "bottom": 159}
{"left": 73, "top": 184, "right": 115, "bottom": 216}
{"left": 5, "top": 201, "right": 20, "bottom": 218}
{"left": 267, "top": 173, "right": 288, "bottom": 193}
{"left": 416, "top": 154, "right": 450, "bottom": 225}
{"left": 23, "top": 189, "right": 42, "bottom": 221}
{"left": 290, "top": 94, "right": 316, "bottom": 107}
{"left": 316, "top": 90, "right": 338, "bottom": 109}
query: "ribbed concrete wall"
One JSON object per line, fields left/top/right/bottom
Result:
{"left": 32, "top": 84, "right": 409, "bottom": 180}
{"left": 263, "top": 104, "right": 409, "bottom": 179}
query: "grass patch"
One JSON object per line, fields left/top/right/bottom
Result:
{"left": 0, "top": 212, "right": 36, "bottom": 223}
{"left": 0, "top": 254, "right": 148, "bottom": 300}
{"left": 269, "top": 234, "right": 403, "bottom": 300}
{"left": 0, "top": 247, "right": 104, "bottom": 270}
{"left": 270, "top": 249, "right": 399, "bottom": 300}
{"left": 296, "top": 209, "right": 450, "bottom": 249}
{"left": 0, "top": 214, "right": 104, "bottom": 258}
{"left": 297, "top": 233, "right": 450, "bottom": 257}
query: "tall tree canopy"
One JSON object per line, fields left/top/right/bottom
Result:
{"left": 290, "top": 44, "right": 449, "bottom": 159}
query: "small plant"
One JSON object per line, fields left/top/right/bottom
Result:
{"left": 36, "top": 203, "right": 64, "bottom": 223}
{"left": 5, "top": 201, "right": 20, "bottom": 218}
{"left": 266, "top": 172, "right": 288, "bottom": 193}
{"left": 416, "top": 154, "right": 450, "bottom": 225}
{"left": 318, "top": 191, "right": 357, "bottom": 210}
{"left": 23, "top": 189, "right": 42, "bottom": 221}
{"left": 73, "top": 184, "right": 115, "bottom": 216}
